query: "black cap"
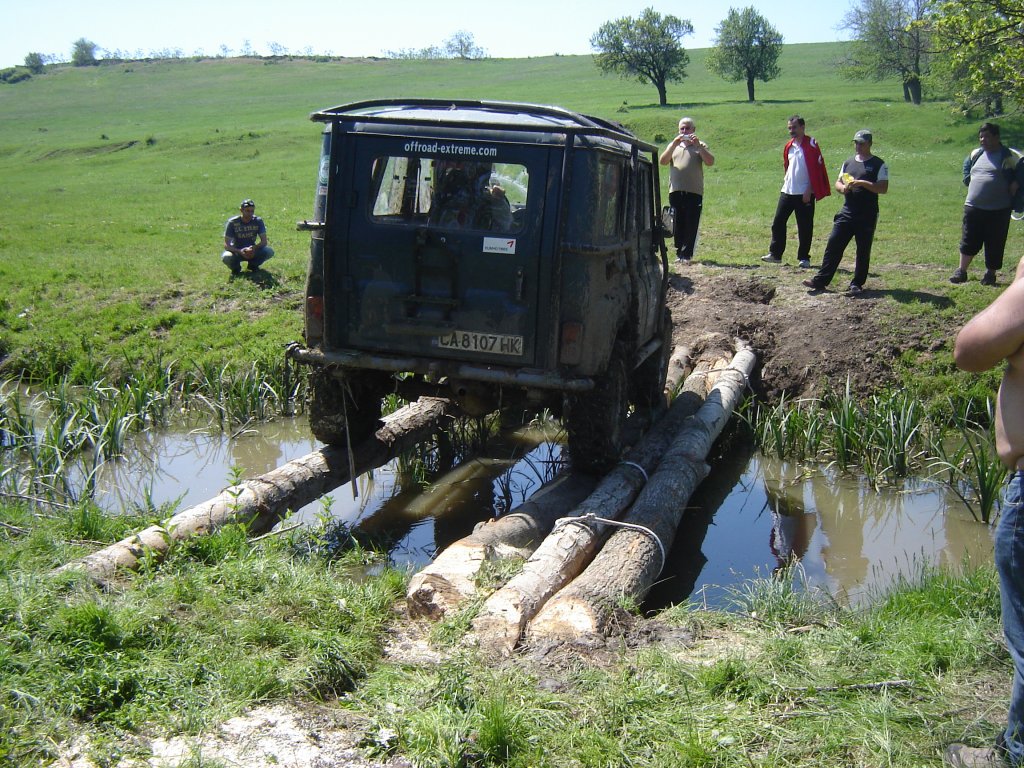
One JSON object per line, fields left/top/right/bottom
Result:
{"left": 240, "top": 199, "right": 255, "bottom": 208}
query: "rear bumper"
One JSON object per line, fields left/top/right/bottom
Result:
{"left": 285, "top": 343, "right": 595, "bottom": 392}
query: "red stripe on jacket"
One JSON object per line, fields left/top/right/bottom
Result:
{"left": 783, "top": 136, "right": 832, "bottom": 201}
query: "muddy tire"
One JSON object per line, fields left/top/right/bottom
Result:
{"left": 566, "top": 341, "right": 630, "bottom": 475}
{"left": 308, "top": 368, "right": 387, "bottom": 446}
{"left": 631, "top": 307, "right": 672, "bottom": 411}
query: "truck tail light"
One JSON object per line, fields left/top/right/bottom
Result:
{"left": 305, "top": 296, "right": 324, "bottom": 343}
{"left": 560, "top": 321, "right": 583, "bottom": 365}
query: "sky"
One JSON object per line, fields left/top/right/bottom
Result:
{"left": 2, "top": 0, "right": 853, "bottom": 69}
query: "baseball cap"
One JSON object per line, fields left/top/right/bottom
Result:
{"left": 240, "top": 198, "right": 255, "bottom": 208}
{"left": 853, "top": 130, "right": 872, "bottom": 143}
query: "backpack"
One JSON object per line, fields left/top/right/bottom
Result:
{"left": 966, "top": 146, "right": 1024, "bottom": 215}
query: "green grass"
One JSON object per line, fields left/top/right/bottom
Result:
{"left": 344, "top": 563, "right": 1006, "bottom": 767}
{"left": 0, "top": 506, "right": 404, "bottom": 765}
{"left": 1, "top": 47, "right": 1022, "bottom": 767}
{"left": 0, "top": 46, "right": 1020, "bottom": 391}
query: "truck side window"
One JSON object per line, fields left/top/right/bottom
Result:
{"left": 370, "top": 156, "right": 529, "bottom": 233}
{"left": 594, "top": 157, "right": 625, "bottom": 239}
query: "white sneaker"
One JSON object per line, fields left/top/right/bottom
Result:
{"left": 761, "top": 254, "right": 781, "bottom": 263}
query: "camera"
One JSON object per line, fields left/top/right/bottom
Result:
{"left": 680, "top": 133, "right": 695, "bottom": 142}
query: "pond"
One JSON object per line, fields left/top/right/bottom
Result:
{"left": 85, "top": 415, "right": 994, "bottom": 610}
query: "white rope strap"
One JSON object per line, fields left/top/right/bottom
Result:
{"left": 618, "top": 460, "right": 648, "bottom": 482}
{"left": 552, "top": 512, "right": 667, "bottom": 577}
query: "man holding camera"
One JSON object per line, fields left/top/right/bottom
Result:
{"left": 659, "top": 116, "right": 715, "bottom": 263}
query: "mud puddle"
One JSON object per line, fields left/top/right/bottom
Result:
{"left": 88, "top": 417, "right": 993, "bottom": 609}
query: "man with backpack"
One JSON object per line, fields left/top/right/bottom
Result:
{"left": 949, "top": 123, "right": 1023, "bottom": 286}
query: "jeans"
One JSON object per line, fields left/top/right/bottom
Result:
{"left": 997, "top": 471, "right": 1024, "bottom": 766}
{"left": 769, "top": 193, "right": 815, "bottom": 261}
{"left": 222, "top": 245, "right": 274, "bottom": 272}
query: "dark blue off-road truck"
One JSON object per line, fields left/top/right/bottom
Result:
{"left": 287, "top": 99, "right": 671, "bottom": 473}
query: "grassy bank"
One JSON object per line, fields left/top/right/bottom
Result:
{"left": 2, "top": 47, "right": 1023, "bottom": 767}
{"left": 0, "top": 46, "right": 1021, "bottom": 393}
{"left": 0, "top": 503, "right": 1008, "bottom": 767}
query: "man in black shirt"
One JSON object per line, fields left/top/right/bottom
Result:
{"left": 802, "top": 130, "right": 889, "bottom": 294}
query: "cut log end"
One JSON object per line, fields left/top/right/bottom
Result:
{"left": 406, "top": 541, "right": 493, "bottom": 619}
{"left": 528, "top": 596, "right": 604, "bottom": 644}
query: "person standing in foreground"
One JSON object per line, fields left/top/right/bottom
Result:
{"left": 762, "top": 115, "right": 831, "bottom": 268}
{"left": 222, "top": 198, "right": 274, "bottom": 274}
{"left": 659, "top": 116, "right": 715, "bottom": 263}
{"left": 947, "top": 260, "right": 1024, "bottom": 767}
{"left": 949, "top": 123, "right": 1022, "bottom": 286}
{"left": 802, "top": 130, "right": 889, "bottom": 295}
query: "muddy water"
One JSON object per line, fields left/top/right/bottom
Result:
{"left": 90, "top": 417, "right": 994, "bottom": 610}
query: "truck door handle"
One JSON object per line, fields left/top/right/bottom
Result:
{"left": 515, "top": 267, "right": 524, "bottom": 302}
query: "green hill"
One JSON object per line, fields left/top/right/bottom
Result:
{"left": 0, "top": 45, "right": 1019, "bottom": 380}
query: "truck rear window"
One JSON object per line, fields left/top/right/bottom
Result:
{"left": 370, "top": 156, "right": 529, "bottom": 233}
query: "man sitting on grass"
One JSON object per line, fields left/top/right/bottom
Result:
{"left": 222, "top": 198, "right": 274, "bottom": 274}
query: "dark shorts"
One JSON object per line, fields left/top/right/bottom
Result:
{"left": 960, "top": 205, "right": 1012, "bottom": 268}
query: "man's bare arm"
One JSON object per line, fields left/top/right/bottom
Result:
{"left": 955, "top": 277, "right": 1024, "bottom": 372}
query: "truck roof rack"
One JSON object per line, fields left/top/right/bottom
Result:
{"left": 310, "top": 98, "right": 653, "bottom": 151}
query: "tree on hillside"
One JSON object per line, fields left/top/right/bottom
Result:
{"left": 24, "top": 53, "right": 44, "bottom": 74}
{"left": 837, "top": 0, "right": 932, "bottom": 105}
{"left": 71, "top": 38, "right": 98, "bottom": 67}
{"left": 706, "top": 7, "right": 783, "bottom": 102}
{"left": 444, "top": 31, "right": 487, "bottom": 60}
{"left": 590, "top": 7, "right": 694, "bottom": 106}
{"left": 932, "top": 0, "right": 1023, "bottom": 115}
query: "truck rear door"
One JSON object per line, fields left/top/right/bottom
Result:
{"left": 326, "top": 133, "right": 553, "bottom": 368}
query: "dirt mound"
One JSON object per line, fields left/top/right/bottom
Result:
{"left": 665, "top": 264, "right": 941, "bottom": 401}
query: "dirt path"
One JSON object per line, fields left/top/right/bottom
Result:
{"left": 665, "top": 262, "right": 950, "bottom": 401}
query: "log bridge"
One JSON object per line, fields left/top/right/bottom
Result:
{"left": 57, "top": 337, "right": 756, "bottom": 654}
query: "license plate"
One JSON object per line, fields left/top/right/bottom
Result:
{"left": 436, "top": 330, "right": 524, "bottom": 356}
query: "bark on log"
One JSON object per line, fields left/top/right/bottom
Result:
{"left": 527, "top": 344, "right": 757, "bottom": 647}
{"left": 469, "top": 345, "right": 733, "bottom": 655}
{"left": 56, "top": 397, "right": 456, "bottom": 585}
{"left": 405, "top": 472, "right": 599, "bottom": 619}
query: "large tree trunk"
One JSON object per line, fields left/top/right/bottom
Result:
{"left": 656, "top": 79, "right": 668, "bottom": 106}
{"left": 906, "top": 77, "right": 922, "bottom": 106}
{"left": 470, "top": 342, "right": 734, "bottom": 655}
{"left": 56, "top": 397, "right": 456, "bottom": 585}
{"left": 746, "top": 76, "right": 756, "bottom": 102}
{"left": 405, "top": 345, "right": 698, "bottom": 620}
{"left": 527, "top": 345, "right": 757, "bottom": 647}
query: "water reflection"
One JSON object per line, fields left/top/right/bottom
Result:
{"left": 665, "top": 453, "right": 994, "bottom": 610}
{"left": 81, "top": 417, "right": 994, "bottom": 609}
